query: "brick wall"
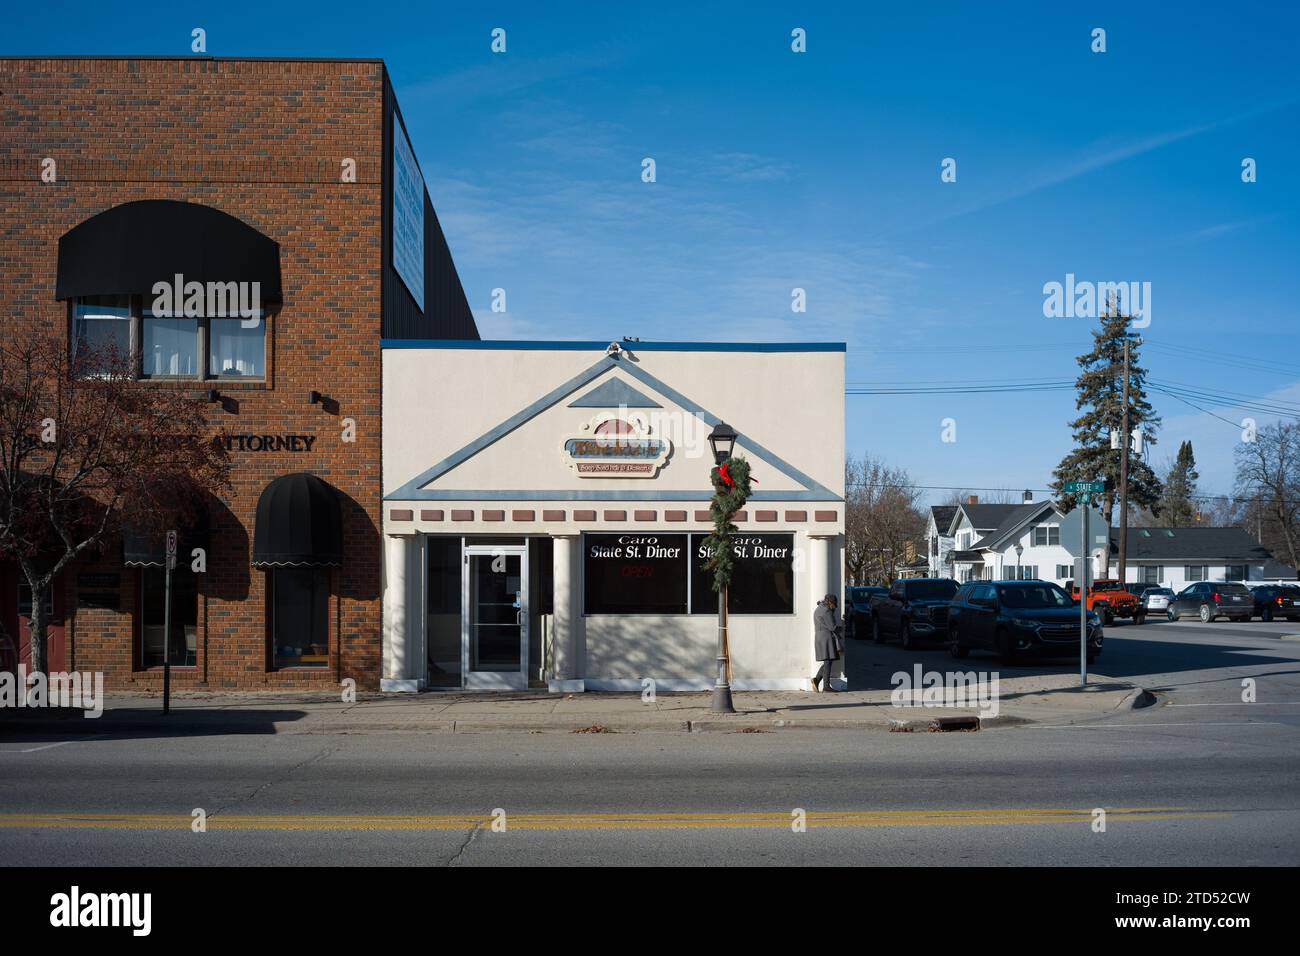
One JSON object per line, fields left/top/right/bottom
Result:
{"left": 0, "top": 58, "right": 389, "bottom": 690}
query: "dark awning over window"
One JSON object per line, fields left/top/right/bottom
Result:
{"left": 123, "top": 510, "right": 212, "bottom": 568}
{"left": 55, "top": 200, "right": 282, "bottom": 303}
{"left": 253, "top": 473, "right": 343, "bottom": 569}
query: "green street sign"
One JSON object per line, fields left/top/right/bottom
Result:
{"left": 1064, "top": 481, "right": 1105, "bottom": 494}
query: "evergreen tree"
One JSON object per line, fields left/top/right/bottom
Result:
{"left": 1158, "top": 441, "right": 1199, "bottom": 527}
{"left": 1051, "top": 302, "right": 1163, "bottom": 531}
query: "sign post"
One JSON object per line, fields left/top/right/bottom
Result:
{"left": 1065, "top": 482, "right": 1104, "bottom": 687}
{"left": 163, "top": 530, "right": 177, "bottom": 715}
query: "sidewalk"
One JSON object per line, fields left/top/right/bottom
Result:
{"left": 0, "top": 672, "right": 1154, "bottom": 736}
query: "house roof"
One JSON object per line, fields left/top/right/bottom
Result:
{"left": 950, "top": 503, "right": 1022, "bottom": 535}
{"left": 930, "top": 505, "right": 958, "bottom": 532}
{"left": 1107, "top": 527, "right": 1276, "bottom": 562}
{"left": 972, "top": 502, "right": 1055, "bottom": 550}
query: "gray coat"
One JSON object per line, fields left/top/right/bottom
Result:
{"left": 813, "top": 602, "right": 843, "bottom": 661}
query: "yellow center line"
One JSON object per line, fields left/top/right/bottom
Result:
{"left": 0, "top": 807, "right": 1227, "bottom": 831}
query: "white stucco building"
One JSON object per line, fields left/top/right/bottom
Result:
{"left": 380, "top": 339, "right": 845, "bottom": 692}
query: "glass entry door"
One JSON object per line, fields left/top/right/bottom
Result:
{"left": 462, "top": 546, "right": 528, "bottom": 689}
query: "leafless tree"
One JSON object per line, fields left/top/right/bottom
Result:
{"left": 0, "top": 331, "right": 231, "bottom": 674}
{"left": 1234, "top": 422, "right": 1300, "bottom": 572}
{"left": 845, "top": 454, "right": 926, "bottom": 585}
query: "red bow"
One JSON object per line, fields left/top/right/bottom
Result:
{"left": 719, "top": 463, "right": 734, "bottom": 488}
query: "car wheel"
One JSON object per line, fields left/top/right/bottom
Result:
{"left": 1262, "top": 606, "right": 1274, "bottom": 622}
{"left": 949, "top": 626, "right": 968, "bottom": 659}
{"left": 872, "top": 617, "right": 885, "bottom": 644}
{"left": 1199, "top": 604, "right": 1213, "bottom": 623}
{"left": 1134, "top": 612, "right": 1146, "bottom": 626}
{"left": 900, "top": 620, "right": 915, "bottom": 650}
{"left": 1167, "top": 607, "right": 1178, "bottom": 621}
{"left": 1103, "top": 610, "right": 1114, "bottom": 627}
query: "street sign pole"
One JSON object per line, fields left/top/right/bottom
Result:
{"left": 1080, "top": 501, "right": 1088, "bottom": 687}
{"left": 1065, "top": 481, "right": 1104, "bottom": 688}
{"left": 163, "top": 530, "right": 177, "bottom": 715}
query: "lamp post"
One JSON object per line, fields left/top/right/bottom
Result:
{"left": 1014, "top": 542, "right": 1023, "bottom": 580}
{"left": 707, "top": 422, "right": 738, "bottom": 714}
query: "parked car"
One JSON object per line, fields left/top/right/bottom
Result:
{"left": 1066, "top": 578, "right": 1143, "bottom": 625}
{"left": 844, "top": 585, "right": 888, "bottom": 639}
{"left": 948, "top": 580, "right": 1103, "bottom": 663}
{"left": 869, "top": 578, "right": 960, "bottom": 649}
{"left": 1249, "top": 584, "right": 1300, "bottom": 622}
{"left": 1139, "top": 587, "right": 1175, "bottom": 614}
{"left": 1166, "top": 582, "right": 1253, "bottom": 622}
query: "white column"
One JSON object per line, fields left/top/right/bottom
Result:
{"left": 549, "top": 533, "right": 584, "bottom": 693}
{"left": 382, "top": 532, "right": 420, "bottom": 692}
{"left": 808, "top": 533, "right": 836, "bottom": 688}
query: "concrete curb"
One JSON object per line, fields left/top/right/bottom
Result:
{"left": 1116, "top": 687, "right": 1158, "bottom": 710}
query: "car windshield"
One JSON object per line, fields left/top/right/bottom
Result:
{"left": 849, "top": 587, "right": 884, "bottom": 601}
{"left": 997, "top": 584, "right": 1073, "bottom": 608}
{"left": 1148, "top": 588, "right": 1173, "bottom": 596}
{"left": 1093, "top": 581, "right": 1124, "bottom": 591}
{"left": 905, "top": 581, "right": 958, "bottom": 600}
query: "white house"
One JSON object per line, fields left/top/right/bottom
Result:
{"left": 1108, "top": 527, "right": 1293, "bottom": 591}
{"left": 944, "top": 497, "right": 1109, "bottom": 585}
{"left": 925, "top": 505, "right": 957, "bottom": 577}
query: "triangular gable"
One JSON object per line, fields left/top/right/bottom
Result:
{"left": 568, "top": 378, "right": 661, "bottom": 408}
{"left": 386, "top": 355, "right": 839, "bottom": 502}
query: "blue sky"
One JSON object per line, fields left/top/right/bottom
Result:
{"left": 7, "top": 2, "right": 1299, "bottom": 506}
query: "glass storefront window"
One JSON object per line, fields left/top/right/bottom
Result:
{"left": 140, "top": 567, "right": 197, "bottom": 667}
{"left": 141, "top": 311, "right": 200, "bottom": 377}
{"left": 691, "top": 533, "right": 795, "bottom": 615}
{"left": 71, "top": 295, "right": 132, "bottom": 375}
{"left": 584, "top": 533, "right": 688, "bottom": 614}
{"left": 209, "top": 315, "right": 265, "bottom": 378}
{"left": 271, "top": 568, "right": 330, "bottom": 668}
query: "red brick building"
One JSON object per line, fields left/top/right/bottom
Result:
{"left": 0, "top": 56, "right": 478, "bottom": 690}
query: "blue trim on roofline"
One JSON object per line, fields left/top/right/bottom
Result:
{"left": 385, "top": 355, "right": 842, "bottom": 502}
{"left": 381, "top": 339, "right": 846, "bottom": 352}
{"left": 384, "top": 490, "right": 841, "bottom": 502}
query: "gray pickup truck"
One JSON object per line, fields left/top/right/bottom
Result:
{"left": 870, "top": 578, "right": 961, "bottom": 649}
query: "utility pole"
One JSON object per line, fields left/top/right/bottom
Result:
{"left": 1118, "top": 332, "right": 1131, "bottom": 587}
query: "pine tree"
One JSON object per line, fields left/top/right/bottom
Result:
{"left": 1051, "top": 301, "right": 1163, "bottom": 534}
{"left": 1158, "top": 441, "right": 1199, "bottom": 527}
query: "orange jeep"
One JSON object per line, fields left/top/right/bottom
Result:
{"left": 1066, "top": 578, "right": 1144, "bottom": 625}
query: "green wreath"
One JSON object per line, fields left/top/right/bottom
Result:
{"left": 703, "top": 456, "right": 755, "bottom": 592}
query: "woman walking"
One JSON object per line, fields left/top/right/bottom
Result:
{"left": 812, "top": 593, "right": 844, "bottom": 692}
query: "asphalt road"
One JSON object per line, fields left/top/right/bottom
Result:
{"left": 2, "top": 617, "right": 1297, "bottom": 866}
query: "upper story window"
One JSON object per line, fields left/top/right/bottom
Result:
{"left": 1031, "top": 526, "right": 1060, "bottom": 547}
{"left": 71, "top": 295, "right": 266, "bottom": 381}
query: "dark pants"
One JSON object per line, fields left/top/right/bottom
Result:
{"left": 815, "top": 658, "right": 836, "bottom": 684}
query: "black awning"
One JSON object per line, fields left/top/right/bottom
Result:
{"left": 123, "top": 510, "right": 211, "bottom": 568}
{"left": 252, "top": 473, "right": 343, "bottom": 569}
{"left": 56, "top": 200, "right": 282, "bottom": 303}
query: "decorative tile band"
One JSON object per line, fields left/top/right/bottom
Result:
{"left": 420, "top": 509, "right": 444, "bottom": 521}
{"left": 634, "top": 510, "right": 656, "bottom": 521}
{"left": 815, "top": 510, "right": 838, "bottom": 522}
{"left": 511, "top": 510, "right": 536, "bottom": 521}
{"left": 784, "top": 510, "right": 807, "bottom": 522}
{"left": 483, "top": 510, "right": 505, "bottom": 521}
{"left": 755, "top": 510, "right": 778, "bottom": 522}
{"left": 451, "top": 509, "right": 474, "bottom": 521}
{"left": 603, "top": 510, "right": 627, "bottom": 521}
{"left": 574, "top": 510, "right": 597, "bottom": 521}
{"left": 543, "top": 510, "right": 566, "bottom": 521}
{"left": 665, "top": 510, "right": 688, "bottom": 522}
{"left": 389, "top": 509, "right": 413, "bottom": 522}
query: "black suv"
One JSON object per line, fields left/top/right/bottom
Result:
{"left": 1250, "top": 584, "right": 1300, "bottom": 622}
{"left": 844, "top": 585, "right": 888, "bottom": 639}
{"left": 948, "top": 580, "right": 1103, "bottom": 663}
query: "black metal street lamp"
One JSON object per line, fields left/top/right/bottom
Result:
{"left": 708, "top": 421, "right": 738, "bottom": 466}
